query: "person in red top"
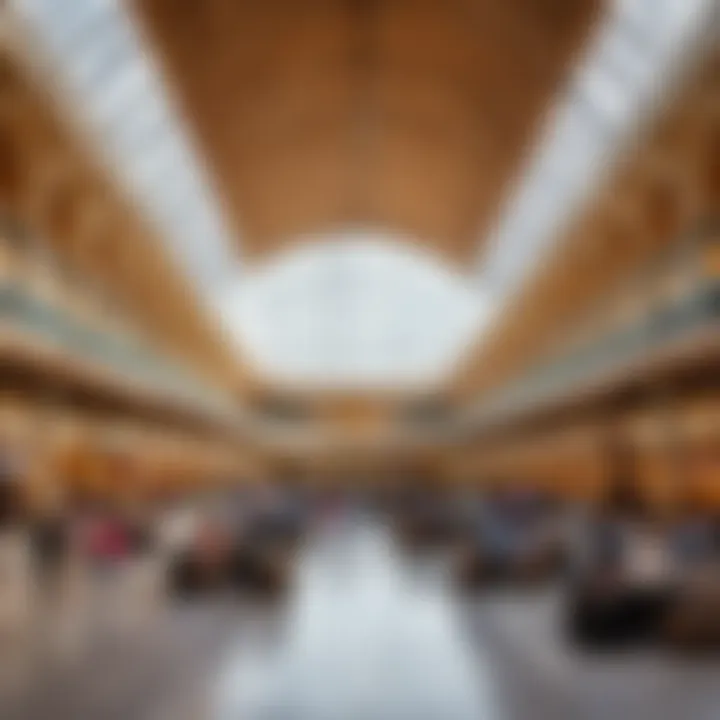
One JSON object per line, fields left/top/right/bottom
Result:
{"left": 83, "top": 509, "right": 131, "bottom": 568}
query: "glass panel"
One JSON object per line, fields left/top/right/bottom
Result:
{"left": 478, "top": 0, "right": 715, "bottom": 305}
{"left": 216, "top": 232, "right": 490, "bottom": 389}
{"left": 13, "top": 0, "right": 238, "bottom": 296}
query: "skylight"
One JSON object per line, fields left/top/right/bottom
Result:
{"left": 215, "top": 232, "right": 490, "bottom": 389}
{"left": 478, "top": 0, "right": 716, "bottom": 303}
{"left": 14, "top": 0, "right": 238, "bottom": 294}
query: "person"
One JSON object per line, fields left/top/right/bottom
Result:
{"left": 0, "top": 456, "right": 32, "bottom": 638}
{"left": 567, "top": 478, "right": 676, "bottom": 647}
{"left": 82, "top": 505, "right": 132, "bottom": 569}
{"left": 670, "top": 504, "right": 716, "bottom": 567}
{"left": 29, "top": 509, "right": 69, "bottom": 597}
{"left": 157, "top": 500, "right": 199, "bottom": 559}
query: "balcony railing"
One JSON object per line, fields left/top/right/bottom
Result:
{"left": 466, "top": 222, "right": 720, "bottom": 430}
{"left": 0, "top": 279, "right": 236, "bottom": 419}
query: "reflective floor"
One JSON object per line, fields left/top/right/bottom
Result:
{"left": 212, "top": 518, "right": 720, "bottom": 720}
{"left": 2, "top": 517, "right": 720, "bottom": 719}
{"left": 213, "top": 520, "right": 498, "bottom": 719}
{"left": 464, "top": 589, "right": 720, "bottom": 720}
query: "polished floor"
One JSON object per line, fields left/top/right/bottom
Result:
{"left": 213, "top": 520, "right": 498, "bottom": 719}
{"left": 2, "top": 518, "right": 720, "bottom": 719}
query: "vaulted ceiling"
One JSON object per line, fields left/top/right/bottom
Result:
{"left": 0, "top": 29, "right": 243, "bottom": 391}
{"left": 11, "top": 0, "right": 712, "bottom": 399}
{"left": 132, "top": 0, "right": 601, "bottom": 264}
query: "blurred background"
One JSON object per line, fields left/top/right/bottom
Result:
{"left": 0, "top": 0, "right": 718, "bottom": 718}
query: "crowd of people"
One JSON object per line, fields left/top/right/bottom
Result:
{"left": 2, "top": 456, "right": 720, "bottom": 658}
{"left": 388, "top": 479, "right": 720, "bottom": 652}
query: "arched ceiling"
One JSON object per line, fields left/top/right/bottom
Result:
{"left": 11, "top": 0, "right": 710, "bottom": 399}
{"left": 131, "top": 0, "right": 601, "bottom": 265}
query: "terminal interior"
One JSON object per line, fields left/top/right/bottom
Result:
{"left": 0, "top": 1, "right": 719, "bottom": 718}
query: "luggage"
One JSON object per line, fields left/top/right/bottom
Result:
{"left": 567, "top": 586, "right": 675, "bottom": 649}
{"left": 663, "top": 578, "right": 720, "bottom": 652}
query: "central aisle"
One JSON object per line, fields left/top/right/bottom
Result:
{"left": 214, "top": 519, "right": 500, "bottom": 720}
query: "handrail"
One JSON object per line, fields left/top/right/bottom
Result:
{"left": 461, "top": 221, "right": 720, "bottom": 432}
{"left": 0, "top": 281, "right": 236, "bottom": 418}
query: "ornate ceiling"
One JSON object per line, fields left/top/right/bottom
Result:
{"left": 132, "top": 0, "right": 600, "bottom": 265}
{"left": 12, "top": 0, "right": 713, "bottom": 400}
